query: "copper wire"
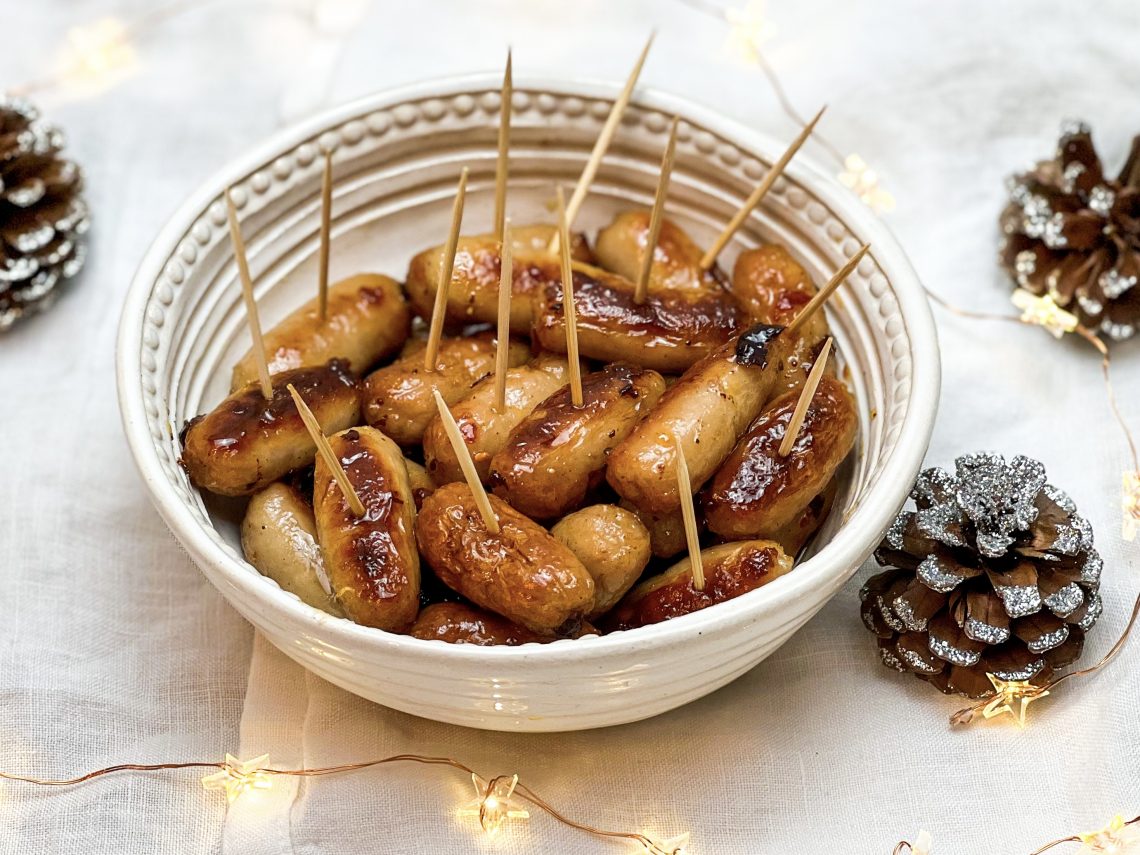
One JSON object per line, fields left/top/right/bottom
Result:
{"left": 0, "top": 753, "right": 678, "bottom": 852}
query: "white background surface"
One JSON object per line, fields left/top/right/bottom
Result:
{"left": 2, "top": 1, "right": 1138, "bottom": 853}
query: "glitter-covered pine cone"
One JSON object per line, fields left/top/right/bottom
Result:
{"left": 0, "top": 97, "right": 89, "bottom": 331}
{"left": 860, "top": 453, "right": 1103, "bottom": 699}
{"left": 1000, "top": 120, "right": 1140, "bottom": 342}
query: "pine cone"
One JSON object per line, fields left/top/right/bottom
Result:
{"left": 860, "top": 453, "right": 1103, "bottom": 699}
{"left": 1000, "top": 120, "right": 1140, "bottom": 342}
{"left": 0, "top": 96, "right": 89, "bottom": 331}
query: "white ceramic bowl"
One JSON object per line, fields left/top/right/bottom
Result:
{"left": 117, "top": 76, "right": 939, "bottom": 732}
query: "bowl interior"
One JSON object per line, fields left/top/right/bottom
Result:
{"left": 124, "top": 79, "right": 930, "bottom": 654}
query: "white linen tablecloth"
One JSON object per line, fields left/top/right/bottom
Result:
{"left": 2, "top": 1, "right": 1138, "bottom": 853}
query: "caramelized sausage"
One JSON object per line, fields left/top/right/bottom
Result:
{"left": 404, "top": 459, "right": 435, "bottom": 510}
{"left": 362, "top": 334, "right": 528, "bottom": 445}
{"left": 415, "top": 483, "right": 595, "bottom": 635}
{"left": 619, "top": 501, "right": 688, "bottom": 559}
{"left": 313, "top": 426, "right": 419, "bottom": 631}
{"left": 551, "top": 505, "right": 651, "bottom": 618}
{"left": 531, "top": 262, "right": 742, "bottom": 373}
{"left": 422, "top": 355, "right": 570, "bottom": 485}
{"left": 489, "top": 363, "right": 666, "bottom": 518}
{"left": 594, "top": 211, "right": 727, "bottom": 296}
{"left": 241, "top": 482, "right": 344, "bottom": 617}
{"left": 606, "top": 324, "right": 794, "bottom": 514}
{"left": 604, "top": 540, "right": 793, "bottom": 631}
{"left": 731, "top": 247, "right": 830, "bottom": 394}
{"left": 766, "top": 479, "right": 838, "bottom": 558}
{"left": 231, "top": 274, "right": 409, "bottom": 390}
{"left": 702, "top": 376, "right": 857, "bottom": 539}
{"left": 405, "top": 225, "right": 592, "bottom": 333}
{"left": 409, "top": 602, "right": 546, "bottom": 645}
{"left": 181, "top": 359, "right": 361, "bottom": 496}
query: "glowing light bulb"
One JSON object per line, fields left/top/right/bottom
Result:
{"left": 980, "top": 674, "right": 1050, "bottom": 728}
{"left": 58, "top": 18, "right": 138, "bottom": 91}
{"left": 1011, "top": 288, "right": 1079, "bottom": 339}
{"left": 640, "top": 832, "right": 691, "bottom": 854}
{"left": 458, "top": 773, "right": 529, "bottom": 836}
{"left": 1123, "top": 471, "right": 1140, "bottom": 542}
{"left": 1078, "top": 815, "right": 1139, "bottom": 854}
{"left": 723, "top": 0, "right": 775, "bottom": 64}
{"left": 201, "top": 754, "right": 274, "bottom": 803}
{"left": 839, "top": 154, "right": 896, "bottom": 213}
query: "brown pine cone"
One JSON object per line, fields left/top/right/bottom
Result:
{"left": 860, "top": 453, "right": 1103, "bottom": 699}
{"left": 0, "top": 96, "right": 89, "bottom": 331}
{"left": 1000, "top": 120, "right": 1140, "bottom": 342}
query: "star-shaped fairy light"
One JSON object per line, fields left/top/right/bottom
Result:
{"left": 1012, "top": 288, "right": 1080, "bottom": 338}
{"left": 640, "top": 832, "right": 691, "bottom": 854}
{"left": 1078, "top": 815, "right": 1139, "bottom": 854}
{"left": 458, "top": 773, "right": 530, "bottom": 836}
{"left": 839, "top": 154, "right": 896, "bottom": 213}
{"left": 1123, "top": 471, "right": 1140, "bottom": 542}
{"left": 58, "top": 18, "right": 138, "bottom": 92}
{"left": 981, "top": 673, "right": 1050, "bottom": 728}
{"left": 910, "top": 829, "right": 934, "bottom": 855}
{"left": 723, "top": 0, "right": 775, "bottom": 64}
{"left": 201, "top": 753, "right": 274, "bottom": 803}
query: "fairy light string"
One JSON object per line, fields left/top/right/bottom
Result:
{"left": 895, "top": 816, "right": 1140, "bottom": 855}
{"left": 0, "top": 753, "right": 688, "bottom": 854}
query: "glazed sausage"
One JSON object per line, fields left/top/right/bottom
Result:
{"left": 489, "top": 363, "right": 666, "bottom": 518}
{"left": 766, "top": 479, "right": 838, "bottom": 558}
{"left": 702, "top": 376, "right": 857, "bottom": 539}
{"left": 405, "top": 225, "right": 592, "bottom": 334}
{"left": 422, "top": 355, "right": 570, "bottom": 485}
{"left": 409, "top": 603, "right": 597, "bottom": 644}
{"left": 231, "top": 274, "right": 409, "bottom": 391}
{"left": 551, "top": 504, "right": 651, "bottom": 618}
{"left": 604, "top": 540, "right": 793, "bottom": 631}
{"left": 415, "top": 482, "right": 595, "bottom": 635}
{"left": 404, "top": 459, "right": 435, "bottom": 510}
{"left": 313, "top": 426, "right": 419, "bottom": 631}
{"left": 241, "top": 482, "right": 344, "bottom": 617}
{"left": 531, "top": 262, "right": 742, "bottom": 373}
{"left": 181, "top": 359, "right": 361, "bottom": 496}
{"left": 619, "top": 501, "right": 688, "bottom": 559}
{"left": 362, "top": 334, "right": 529, "bottom": 445}
{"left": 606, "top": 324, "right": 794, "bottom": 514}
{"left": 409, "top": 602, "right": 546, "bottom": 645}
{"left": 730, "top": 247, "right": 830, "bottom": 395}
{"left": 594, "top": 210, "right": 727, "bottom": 296}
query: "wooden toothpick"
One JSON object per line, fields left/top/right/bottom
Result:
{"left": 674, "top": 438, "right": 705, "bottom": 591}
{"left": 224, "top": 189, "right": 272, "bottom": 400}
{"left": 558, "top": 33, "right": 654, "bottom": 242}
{"left": 634, "top": 116, "right": 679, "bottom": 304}
{"left": 494, "top": 219, "right": 513, "bottom": 413}
{"left": 424, "top": 167, "right": 469, "bottom": 371}
{"left": 777, "top": 337, "right": 833, "bottom": 457}
{"left": 785, "top": 243, "right": 870, "bottom": 337}
{"left": 317, "top": 149, "right": 333, "bottom": 321}
{"left": 699, "top": 106, "right": 826, "bottom": 271}
{"left": 556, "top": 186, "right": 584, "bottom": 407}
{"left": 493, "top": 49, "right": 512, "bottom": 241}
{"left": 432, "top": 390, "right": 500, "bottom": 532}
{"left": 287, "top": 384, "right": 366, "bottom": 517}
